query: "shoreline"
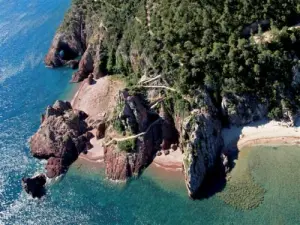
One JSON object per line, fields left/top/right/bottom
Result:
{"left": 237, "top": 136, "right": 300, "bottom": 149}
{"left": 71, "top": 76, "right": 184, "bottom": 173}
{"left": 70, "top": 77, "right": 300, "bottom": 177}
{"left": 222, "top": 119, "right": 300, "bottom": 151}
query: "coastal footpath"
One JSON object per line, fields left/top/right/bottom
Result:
{"left": 23, "top": 0, "right": 300, "bottom": 199}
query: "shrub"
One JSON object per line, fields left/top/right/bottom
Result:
{"left": 117, "top": 139, "right": 136, "bottom": 152}
{"left": 268, "top": 107, "right": 283, "bottom": 120}
{"left": 113, "top": 119, "right": 125, "bottom": 134}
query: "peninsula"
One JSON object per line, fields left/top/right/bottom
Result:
{"left": 23, "top": 0, "right": 300, "bottom": 201}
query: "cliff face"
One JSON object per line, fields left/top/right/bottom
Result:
{"left": 41, "top": 0, "right": 300, "bottom": 198}
{"left": 221, "top": 93, "right": 268, "bottom": 126}
{"left": 44, "top": 5, "right": 86, "bottom": 68}
{"left": 44, "top": 2, "right": 107, "bottom": 82}
{"left": 104, "top": 90, "right": 170, "bottom": 180}
{"left": 181, "top": 90, "right": 224, "bottom": 198}
{"left": 30, "top": 100, "right": 92, "bottom": 178}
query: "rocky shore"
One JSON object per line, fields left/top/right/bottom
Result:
{"left": 23, "top": 0, "right": 300, "bottom": 199}
{"left": 24, "top": 73, "right": 300, "bottom": 198}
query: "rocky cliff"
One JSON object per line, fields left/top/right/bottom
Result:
{"left": 40, "top": 0, "right": 300, "bottom": 198}
{"left": 104, "top": 89, "right": 177, "bottom": 180}
{"left": 44, "top": 1, "right": 107, "bottom": 82}
{"left": 180, "top": 90, "right": 224, "bottom": 198}
{"left": 221, "top": 93, "right": 268, "bottom": 126}
{"left": 30, "top": 100, "right": 92, "bottom": 178}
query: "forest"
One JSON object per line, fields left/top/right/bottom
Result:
{"left": 63, "top": 0, "right": 300, "bottom": 119}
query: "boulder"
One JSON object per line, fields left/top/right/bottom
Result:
{"left": 171, "top": 144, "right": 178, "bottom": 151}
{"left": 53, "top": 100, "right": 72, "bottom": 112}
{"left": 96, "top": 122, "right": 106, "bottom": 139}
{"left": 164, "top": 150, "right": 170, "bottom": 155}
{"left": 156, "top": 151, "right": 162, "bottom": 156}
{"left": 22, "top": 174, "right": 46, "bottom": 198}
{"left": 87, "top": 74, "right": 94, "bottom": 85}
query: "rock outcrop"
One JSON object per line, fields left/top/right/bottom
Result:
{"left": 44, "top": 2, "right": 107, "bottom": 82}
{"left": 30, "top": 100, "right": 92, "bottom": 178}
{"left": 65, "top": 60, "right": 79, "bottom": 69}
{"left": 221, "top": 93, "right": 268, "bottom": 126}
{"left": 96, "top": 122, "right": 106, "bottom": 139}
{"left": 71, "top": 45, "right": 94, "bottom": 82}
{"left": 22, "top": 174, "right": 47, "bottom": 198}
{"left": 104, "top": 90, "right": 170, "bottom": 180}
{"left": 44, "top": 3, "right": 86, "bottom": 68}
{"left": 182, "top": 90, "right": 224, "bottom": 198}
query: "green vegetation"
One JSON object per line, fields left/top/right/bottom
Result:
{"left": 112, "top": 99, "right": 125, "bottom": 134}
{"left": 113, "top": 118, "right": 125, "bottom": 134}
{"left": 164, "top": 92, "right": 191, "bottom": 118}
{"left": 117, "top": 139, "right": 136, "bottom": 152}
{"left": 62, "top": 0, "right": 300, "bottom": 120}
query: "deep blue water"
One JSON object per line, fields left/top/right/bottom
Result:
{"left": 1, "top": 1, "right": 300, "bottom": 224}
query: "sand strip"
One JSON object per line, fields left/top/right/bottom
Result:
{"left": 222, "top": 119, "right": 300, "bottom": 150}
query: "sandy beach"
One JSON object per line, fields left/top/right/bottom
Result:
{"left": 71, "top": 76, "right": 184, "bottom": 171}
{"left": 72, "top": 76, "right": 121, "bottom": 166}
{"left": 222, "top": 119, "right": 300, "bottom": 150}
{"left": 71, "top": 76, "right": 300, "bottom": 173}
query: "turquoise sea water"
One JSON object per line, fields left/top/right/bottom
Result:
{"left": 1, "top": 1, "right": 300, "bottom": 224}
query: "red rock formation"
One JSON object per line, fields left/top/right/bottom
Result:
{"left": 71, "top": 46, "right": 94, "bottom": 82}
{"left": 104, "top": 91, "right": 164, "bottom": 180}
{"left": 104, "top": 146, "right": 134, "bottom": 180}
{"left": 30, "top": 100, "right": 92, "bottom": 178}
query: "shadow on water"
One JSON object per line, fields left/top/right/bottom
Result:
{"left": 193, "top": 160, "right": 227, "bottom": 200}
{"left": 194, "top": 118, "right": 284, "bottom": 200}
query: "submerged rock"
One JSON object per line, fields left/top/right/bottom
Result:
{"left": 30, "top": 100, "right": 92, "bottom": 178}
{"left": 22, "top": 174, "right": 46, "bottom": 198}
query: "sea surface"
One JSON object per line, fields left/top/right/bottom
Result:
{"left": 0, "top": 1, "right": 300, "bottom": 224}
